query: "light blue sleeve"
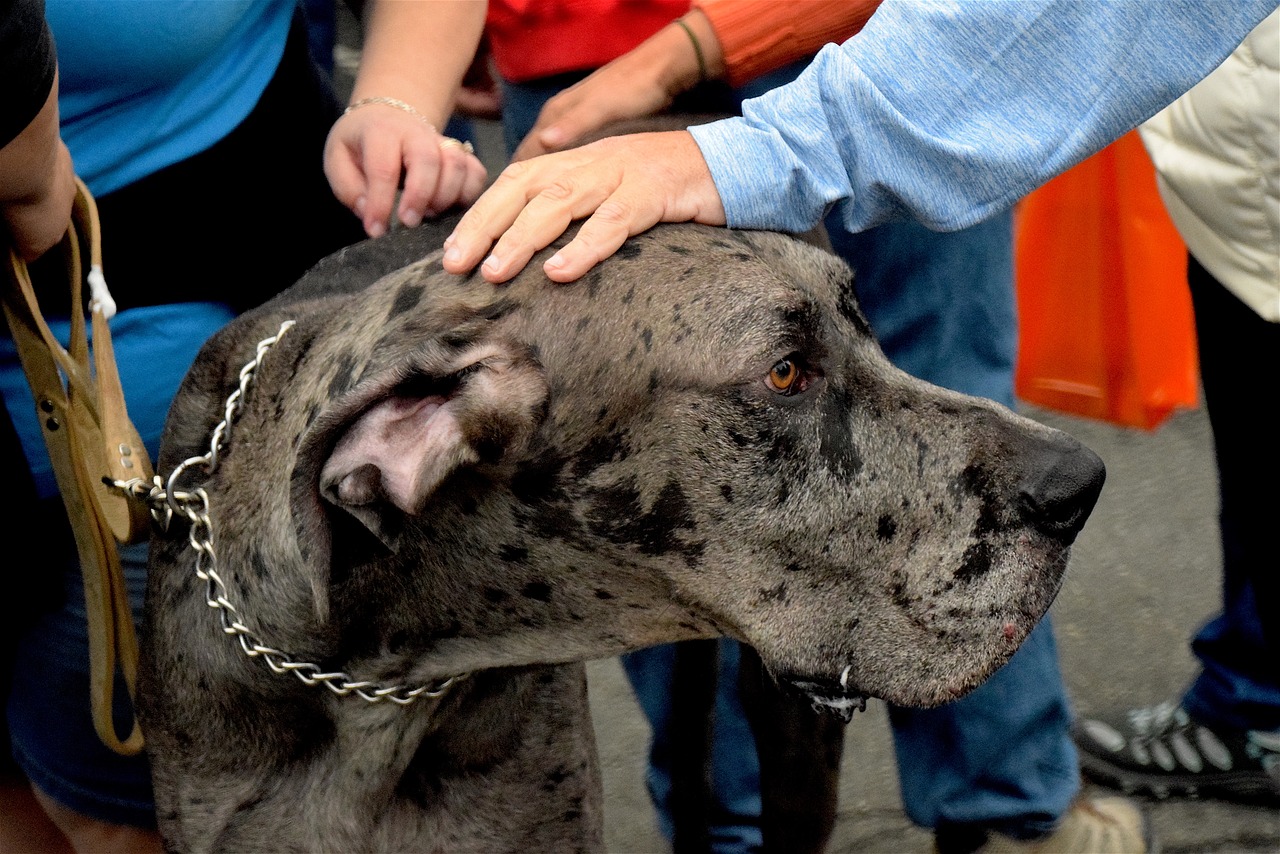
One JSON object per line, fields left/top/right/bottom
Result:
{"left": 687, "top": 0, "right": 1278, "bottom": 234}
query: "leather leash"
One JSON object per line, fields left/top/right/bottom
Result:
{"left": 2, "top": 178, "right": 151, "bottom": 755}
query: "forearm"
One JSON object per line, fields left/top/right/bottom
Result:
{"left": 690, "top": 0, "right": 1279, "bottom": 234}
{"left": 0, "top": 0, "right": 57, "bottom": 148}
{"left": 0, "top": 74, "right": 63, "bottom": 205}
{"left": 350, "top": 0, "right": 488, "bottom": 128}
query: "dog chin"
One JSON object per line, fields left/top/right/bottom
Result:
{"left": 778, "top": 677, "right": 870, "bottom": 723}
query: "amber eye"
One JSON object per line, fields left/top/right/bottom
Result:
{"left": 766, "top": 358, "right": 801, "bottom": 394}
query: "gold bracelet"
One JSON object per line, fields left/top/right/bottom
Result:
{"left": 344, "top": 97, "right": 436, "bottom": 129}
{"left": 674, "top": 18, "right": 708, "bottom": 84}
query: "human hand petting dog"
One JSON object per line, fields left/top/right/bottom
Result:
{"left": 442, "top": 130, "right": 725, "bottom": 283}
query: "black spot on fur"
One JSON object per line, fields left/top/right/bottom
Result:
{"left": 576, "top": 316, "right": 591, "bottom": 332}
{"left": 594, "top": 589, "right": 615, "bottom": 599}
{"left": 760, "top": 582, "right": 788, "bottom": 603}
{"left": 247, "top": 549, "right": 270, "bottom": 580}
{"left": 719, "top": 483, "right": 734, "bottom": 503}
{"left": 955, "top": 541, "right": 995, "bottom": 583}
{"left": 388, "top": 283, "right": 425, "bottom": 320}
{"left": 522, "top": 581, "right": 552, "bottom": 602}
{"left": 666, "top": 244, "right": 691, "bottom": 255}
{"left": 585, "top": 477, "right": 703, "bottom": 565}
{"left": 499, "top": 544, "right": 529, "bottom": 564}
{"left": 512, "top": 453, "right": 568, "bottom": 505}
{"left": 543, "top": 766, "right": 570, "bottom": 791}
{"left": 440, "top": 328, "right": 479, "bottom": 350}
{"left": 641, "top": 328, "right": 653, "bottom": 352}
{"left": 478, "top": 298, "right": 519, "bottom": 322}
{"left": 955, "top": 463, "right": 1002, "bottom": 539}
{"left": 888, "top": 570, "right": 917, "bottom": 610}
{"left": 386, "top": 630, "right": 411, "bottom": 654}
{"left": 877, "top": 515, "right": 897, "bottom": 541}
{"left": 615, "top": 241, "right": 643, "bottom": 259}
{"left": 725, "top": 426, "right": 755, "bottom": 447}
{"left": 327, "top": 353, "right": 358, "bottom": 400}
{"left": 571, "top": 429, "right": 629, "bottom": 479}
{"left": 622, "top": 284, "right": 636, "bottom": 304}
{"left": 484, "top": 587, "right": 509, "bottom": 604}
{"left": 819, "top": 385, "right": 863, "bottom": 476}
{"left": 428, "top": 618, "right": 462, "bottom": 639}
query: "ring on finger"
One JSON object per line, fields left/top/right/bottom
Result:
{"left": 439, "top": 137, "right": 476, "bottom": 155}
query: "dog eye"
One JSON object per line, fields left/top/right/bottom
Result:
{"left": 766, "top": 358, "right": 803, "bottom": 395}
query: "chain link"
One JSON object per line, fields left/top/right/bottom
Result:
{"left": 110, "top": 320, "right": 462, "bottom": 706}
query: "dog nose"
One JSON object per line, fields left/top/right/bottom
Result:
{"left": 1017, "top": 441, "right": 1106, "bottom": 543}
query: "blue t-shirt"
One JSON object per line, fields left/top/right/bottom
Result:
{"left": 45, "top": 0, "right": 296, "bottom": 195}
{"left": 4, "top": 1, "right": 298, "bottom": 498}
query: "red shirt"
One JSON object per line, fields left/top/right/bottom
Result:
{"left": 486, "top": 0, "right": 692, "bottom": 83}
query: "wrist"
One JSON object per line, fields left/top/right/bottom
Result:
{"left": 343, "top": 96, "right": 438, "bottom": 131}
{"left": 673, "top": 11, "right": 725, "bottom": 87}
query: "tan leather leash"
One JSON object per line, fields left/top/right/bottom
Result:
{"left": 2, "top": 178, "right": 152, "bottom": 755}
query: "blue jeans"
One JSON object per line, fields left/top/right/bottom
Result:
{"left": 501, "top": 70, "right": 1078, "bottom": 850}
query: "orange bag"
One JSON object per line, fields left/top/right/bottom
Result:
{"left": 1013, "top": 131, "right": 1199, "bottom": 430}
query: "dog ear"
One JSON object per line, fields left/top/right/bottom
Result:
{"left": 288, "top": 339, "right": 548, "bottom": 617}
{"left": 315, "top": 341, "right": 548, "bottom": 544}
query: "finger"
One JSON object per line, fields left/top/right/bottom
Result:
{"left": 541, "top": 196, "right": 657, "bottom": 283}
{"left": 395, "top": 132, "right": 445, "bottom": 228}
{"left": 358, "top": 133, "right": 409, "bottom": 238}
{"left": 323, "top": 140, "right": 368, "bottom": 212}
{"left": 477, "top": 173, "right": 616, "bottom": 283}
{"left": 458, "top": 159, "right": 488, "bottom": 208}
{"left": 442, "top": 158, "right": 548, "bottom": 274}
{"left": 442, "top": 147, "right": 607, "bottom": 275}
{"left": 514, "top": 93, "right": 604, "bottom": 161}
{"left": 422, "top": 150, "right": 469, "bottom": 218}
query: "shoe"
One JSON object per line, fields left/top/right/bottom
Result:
{"left": 933, "top": 796, "right": 1153, "bottom": 854}
{"left": 1073, "top": 701, "right": 1280, "bottom": 805}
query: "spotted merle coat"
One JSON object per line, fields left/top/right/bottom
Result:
{"left": 140, "top": 217, "right": 1104, "bottom": 852}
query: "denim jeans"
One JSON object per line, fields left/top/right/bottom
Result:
{"left": 500, "top": 67, "right": 1079, "bottom": 852}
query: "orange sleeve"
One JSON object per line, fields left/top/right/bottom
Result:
{"left": 693, "top": 0, "right": 881, "bottom": 88}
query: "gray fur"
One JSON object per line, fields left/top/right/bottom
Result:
{"left": 140, "top": 218, "right": 1104, "bottom": 852}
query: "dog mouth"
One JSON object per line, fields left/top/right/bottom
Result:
{"left": 779, "top": 666, "right": 870, "bottom": 723}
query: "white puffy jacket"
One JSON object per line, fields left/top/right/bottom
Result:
{"left": 1139, "top": 7, "right": 1279, "bottom": 322}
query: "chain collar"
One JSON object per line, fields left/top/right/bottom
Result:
{"left": 114, "top": 320, "right": 463, "bottom": 706}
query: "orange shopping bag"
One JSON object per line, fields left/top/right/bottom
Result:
{"left": 1014, "top": 131, "right": 1199, "bottom": 430}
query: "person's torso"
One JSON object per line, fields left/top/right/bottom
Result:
{"left": 485, "top": 0, "right": 691, "bottom": 82}
{"left": 1139, "top": 7, "right": 1279, "bottom": 321}
{"left": 46, "top": 0, "right": 297, "bottom": 194}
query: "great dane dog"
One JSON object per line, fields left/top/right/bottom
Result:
{"left": 139, "top": 215, "right": 1104, "bottom": 852}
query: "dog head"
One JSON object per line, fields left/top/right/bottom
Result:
{"left": 162, "top": 221, "right": 1102, "bottom": 712}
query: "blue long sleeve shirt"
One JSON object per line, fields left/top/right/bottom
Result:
{"left": 688, "top": 0, "right": 1279, "bottom": 234}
